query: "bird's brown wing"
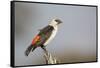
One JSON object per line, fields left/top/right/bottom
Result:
{"left": 37, "top": 25, "right": 54, "bottom": 45}
{"left": 25, "top": 25, "right": 54, "bottom": 56}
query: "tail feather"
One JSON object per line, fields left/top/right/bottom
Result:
{"left": 25, "top": 45, "right": 36, "bottom": 56}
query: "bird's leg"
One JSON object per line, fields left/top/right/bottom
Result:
{"left": 41, "top": 46, "right": 49, "bottom": 64}
{"left": 41, "top": 46, "right": 48, "bottom": 55}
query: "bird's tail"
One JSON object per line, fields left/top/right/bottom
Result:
{"left": 25, "top": 44, "right": 36, "bottom": 56}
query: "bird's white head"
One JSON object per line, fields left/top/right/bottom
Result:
{"left": 49, "top": 18, "right": 62, "bottom": 27}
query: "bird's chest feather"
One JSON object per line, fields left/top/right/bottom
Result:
{"left": 44, "top": 25, "right": 58, "bottom": 45}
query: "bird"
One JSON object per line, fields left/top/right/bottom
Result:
{"left": 25, "top": 18, "right": 62, "bottom": 56}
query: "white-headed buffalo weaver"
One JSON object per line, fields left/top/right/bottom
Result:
{"left": 25, "top": 18, "right": 62, "bottom": 56}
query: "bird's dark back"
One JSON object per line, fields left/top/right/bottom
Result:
{"left": 37, "top": 25, "right": 54, "bottom": 46}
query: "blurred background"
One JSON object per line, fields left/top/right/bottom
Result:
{"left": 14, "top": 2, "right": 97, "bottom": 66}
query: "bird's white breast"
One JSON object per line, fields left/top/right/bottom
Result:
{"left": 44, "top": 25, "right": 58, "bottom": 45}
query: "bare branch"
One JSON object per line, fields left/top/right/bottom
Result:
{"left": 42, "top": 47, "right": 59, "bottom": 64}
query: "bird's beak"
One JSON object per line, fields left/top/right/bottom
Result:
{"left": 57, "top": 20, "right": 63, "bottom": 25}
{"left": 54, "top": 19, "right": 63, "bottom": 25}
{"left": 58, "top": 21, "right": 62, "bottom": 25}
